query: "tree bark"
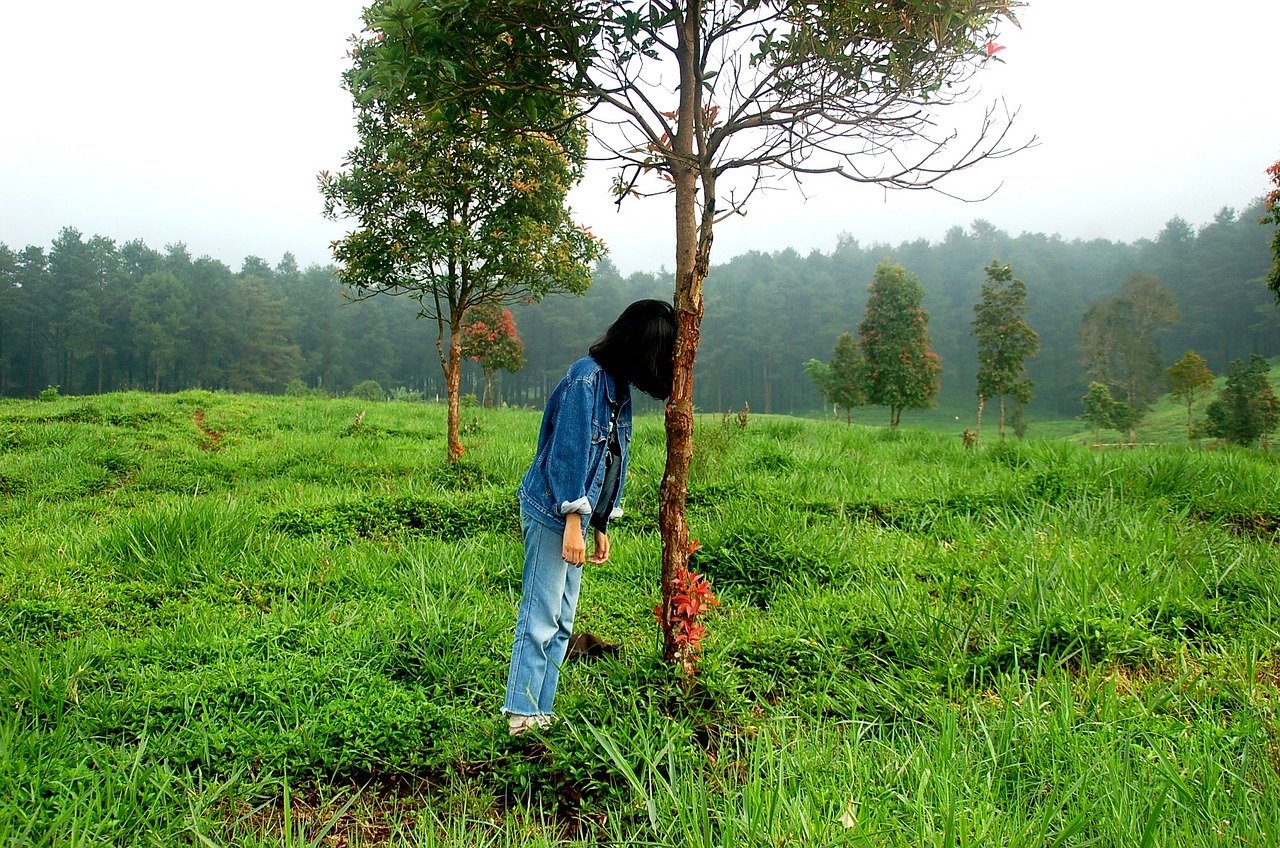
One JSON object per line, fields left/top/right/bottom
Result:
{"left": 446, "top": 322, "right": 463, "bottom": 459}
{"left": 658, "top": 1, "right": 710, "bottom": 674}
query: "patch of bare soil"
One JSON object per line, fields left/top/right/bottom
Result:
{"left": 193, "top": 409, "right": 224, "bottom": 451}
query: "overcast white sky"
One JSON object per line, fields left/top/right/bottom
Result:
{"left": 2, "top": 1, "right": 1277, "bottom": 276}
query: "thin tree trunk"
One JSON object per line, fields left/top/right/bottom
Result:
{"left": 446, "top": 323, "right": 463, "bottom": 459}
{"left": 976, "top": 395, "right": 985, "bottom": 437}
{"left": 433, "top": 307, "right": 464, "bottom": 462}
{"left": 484, "top": 368, "right": 494, "bottom": 408}
{"left": 998, "top": 395, "right": 1006, "bottom": 439}
{"left": 658, "top": 5, "right": 710, "bottom": 674}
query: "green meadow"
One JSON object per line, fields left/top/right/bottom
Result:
{"left": 2, "top": 391, "right": 1278, "bottom": 846}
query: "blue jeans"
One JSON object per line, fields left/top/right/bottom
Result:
{"left": 502, "top": 508, "right": 584, "bottom": 717}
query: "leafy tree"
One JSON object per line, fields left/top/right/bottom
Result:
{"left": 1080, "top": 381, "right": 1123, "bottom": 442}
{"left": 1264, "top": 160, "right": 1280, "bottom": 304}
{"left": 1165, "top": 350, "right": 1215, "bottom": 440}
{"left": 972, "top": 260, "right": 1039, "bottom": 439}
{"left": 1079, "top": 272, "right": 1179, "bottom": 443}
{"left": 352, "top": 0, "right": 1023, "bottom": 670}
{"left": 802, "top": 358, "right": 835, "bottom": 417}
{"left": 322, "top": 56, "right": 601, "bottom": 461}
{"left": 461, "top": 301, "right": 526, "bottom": 407}
{"left": 1203, "top": 355, "right": 1280, "bottom": 446}
{"left": 858, "top": 262, "right": 941, "bottom": 427}
{"left": 828, "top": 332, "right": 865, "bottom": 424}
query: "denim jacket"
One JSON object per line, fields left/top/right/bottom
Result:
{"left": 518, "top": 356, "right": 632, "bottom": 530}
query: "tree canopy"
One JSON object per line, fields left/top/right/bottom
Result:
{"left": 1263, "top": 160, "right": 1280, "bottom": 303}
{"left": 1079, "top": 272, "right": 1179, "bottom": 443}
{"left": 858, "top": 261, "right": 941, "bottom": 427}
{"left": 322, "top": 42, "right": 602, "bottom": 458}
{"left": 1165, "top": 350, "right": 1215, "bottom": 441}
{"left": 972, "top": 259, "right": 1038, "bottom": 438}
{"left": 461, "top": 301, "right": 526, "bottom": 407}
{"left": 1203, "top": 355, "right": 1280, "bottom": 446}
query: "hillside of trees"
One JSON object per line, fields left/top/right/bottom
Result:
{"left": 3, "top": 198, "right": 1276, "bottom": 417}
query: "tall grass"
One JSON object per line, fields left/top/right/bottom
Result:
{"left": 1, "top": 392, "right": 1277, "bottom": 846}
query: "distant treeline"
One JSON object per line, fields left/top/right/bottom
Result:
{"left": 3, "top": 199, "right": 1277, "bottom": 415}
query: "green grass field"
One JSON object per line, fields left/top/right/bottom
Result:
{"left": 2, "top": 391, "right": 1278, "bottom": 846}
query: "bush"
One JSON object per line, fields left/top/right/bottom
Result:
{"left": 37, "top": 385, "right": 60, "bottom": 402}
{"left": 283, "top": 379, "right": 314, "bottom": 397}
{"left": 347, "top": 380, "right": 386, "bottom": 402}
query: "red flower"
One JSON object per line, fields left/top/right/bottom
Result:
{"left": 985, "top": 41, "right": 1005, "bottom": 57}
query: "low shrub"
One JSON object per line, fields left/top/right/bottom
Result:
{"left": 347, "top": 380, "right": 386, "bottom": 402}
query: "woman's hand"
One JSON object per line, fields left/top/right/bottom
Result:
{"left": 587, "top": 530, "right": 610, "bottom": 564}
{"left": 562, "top": 513, "right": 586, "bottom": 567}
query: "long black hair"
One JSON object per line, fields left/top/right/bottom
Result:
{"left": 589, "top": 299, "right": 676, "bottom": 399}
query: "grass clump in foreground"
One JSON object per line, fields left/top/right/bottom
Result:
{"left": 1, "top": 391, "right": 1278, "bottom": 846}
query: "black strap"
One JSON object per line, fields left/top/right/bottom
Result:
{"left": 590, "top": 404, "right": 622, "bottom": 533}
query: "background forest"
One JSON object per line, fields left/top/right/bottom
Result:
{"left": 3, "top": 197, "right": 1276, "bottom": 419}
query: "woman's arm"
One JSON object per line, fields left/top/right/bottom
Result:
{"left": 562, "top": 513, "right": 586, "bottom": 566}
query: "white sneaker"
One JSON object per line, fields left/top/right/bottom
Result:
{"left": 507, "top": 714, "right": 539, "bottom": 736}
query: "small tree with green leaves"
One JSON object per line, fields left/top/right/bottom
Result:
{"left": 461, "top": 302, "right": 525, "bottom": 407}
{"left": 859, "top": 262, "right": 941, "bottom": 427}
{"left": 828, "top": 332, "right": 866, "bottom": 424}
{"left": 1203, "top": 355, "right": 1280, "bottom": 446}
{"left": 1165, "top": 350, "right": 1215, "bottom": 440}
{"left": 802, "top": 358, "right": 835, "bottom": 418}
{"left": 972, "top": 260, "right": 1039, "bottom": 440}
{"left": 1080, "top": 382, "right": 1117, "bottom": 443}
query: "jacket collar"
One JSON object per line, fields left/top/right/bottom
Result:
{"left": 602, "top": 367, "right": 628, "bottom": 409}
